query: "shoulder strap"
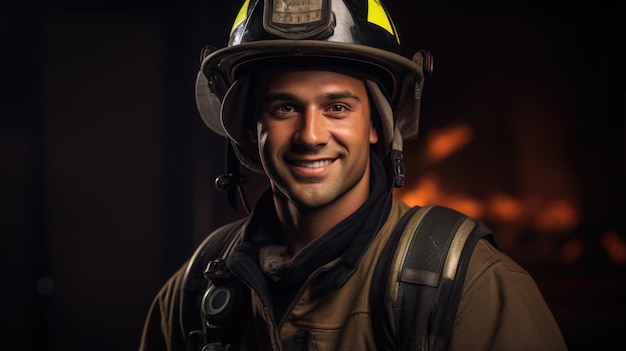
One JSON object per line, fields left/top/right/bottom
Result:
{"left": 179, "top": 218, "right": 247, "bottom": 347}
{"left": 371, "top": 205, "right": 496, "bottom": 351}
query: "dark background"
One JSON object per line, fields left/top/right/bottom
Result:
{"left": 1, "top": 1, "right": 624, "bottom": 350}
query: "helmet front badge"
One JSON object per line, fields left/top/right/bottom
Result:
{"left": 264, "top": 0, "right": 335, "bottom": 40}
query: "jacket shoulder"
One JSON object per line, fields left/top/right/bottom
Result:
{"left": 452, "top": 239, "right": 568, "bottom": 350}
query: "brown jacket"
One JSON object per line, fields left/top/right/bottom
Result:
{"left": 139, "top": 200, "right": 567, "bottom": 350}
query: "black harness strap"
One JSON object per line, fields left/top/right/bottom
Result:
{"left": 371, "top": 205, "right": 496, "bottom": 351}
{"left": 179, "top": 218, "right": 246, "bottom": 350}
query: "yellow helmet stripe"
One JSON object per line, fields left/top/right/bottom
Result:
{"left": 231, "top": 0, "right": 251, "bottom": 35}
{"left": 367, "top": 0, "right": 400, "bottom": 44}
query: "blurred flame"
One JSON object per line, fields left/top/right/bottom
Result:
{"left": 424, "top": 123, "right": 473, "bottom": 163}
{"left": 601, "top": 231, "right": 626, "bottom": 264}
{"left": 533, "top": 199, "right": 579, "bottom": 233}
{"left": 487, "top": 194, "right": 523, "bottom": 222}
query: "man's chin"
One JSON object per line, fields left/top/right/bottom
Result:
{"left": 286, "top": 188, "right": 335, "bottom": 210}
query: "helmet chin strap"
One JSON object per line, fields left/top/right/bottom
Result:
{"left": 391, "top": 127, "right": 405, "bottom": 188}
{"left": 365, "top": 79, "right": 406, "bottom": 188}
{"left": 214, "top": 140, "right": 251, "bottom": 214}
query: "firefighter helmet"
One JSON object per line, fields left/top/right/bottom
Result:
{"left": 195, "top": 0, "right": 432, "bottom": 186}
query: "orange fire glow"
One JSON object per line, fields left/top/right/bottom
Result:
{"left": 392, "top": 122, "right": 617, "bottom": 265}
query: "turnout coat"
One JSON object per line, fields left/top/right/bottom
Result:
{"left": 139, "top": 197, "right": 567, "bottom": 351}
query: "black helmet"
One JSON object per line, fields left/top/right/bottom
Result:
{"left": 195, "top": 0, "right": 432, "bottom": 187}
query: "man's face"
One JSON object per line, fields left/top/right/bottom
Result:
{"left": 256, "top": 70, "right": 379, "bottom": 209}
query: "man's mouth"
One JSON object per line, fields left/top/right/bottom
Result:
{"left": 291, "top": 159, "right": 334, "bottom": 168}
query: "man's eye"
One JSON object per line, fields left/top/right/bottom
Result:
{"left": 329, "top": 104, "right": 347, "bottom": 112}
{"left": 275, "top": 104, "right": 296, "bottom": 113}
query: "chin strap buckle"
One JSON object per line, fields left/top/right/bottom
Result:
{"left": 391, "top": 149, "right": 405, "bottom": 188}
{"left": 214, "top": 173, "right": 246, "bottom": 192}
{"left": 215, "top": 141, "right": 250, "bottom": 213}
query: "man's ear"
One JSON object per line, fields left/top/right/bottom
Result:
{"left": 370, "top": 120, "right": 379, "bottom": 144}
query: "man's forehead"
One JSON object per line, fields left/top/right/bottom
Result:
{"left": 253, "top": 69, "right": 368, "bottom": 100}
{"left": 256, "top": 67, "right": 366, "bottom": 81}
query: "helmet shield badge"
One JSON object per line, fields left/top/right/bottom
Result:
{"left": 264, "top": 0, "right": 335, "bottom": 40}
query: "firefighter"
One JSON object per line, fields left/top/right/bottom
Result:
{"left": 140, "top": 1, "right": 567, "bottom": 350}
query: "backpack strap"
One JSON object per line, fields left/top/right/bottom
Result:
{"left": 179, "top": 218, "right": 247, "bottom": 350}
{"left": 371, "top": 205, "right": 497, "bottom": 351}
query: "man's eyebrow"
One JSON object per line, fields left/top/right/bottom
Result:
{"left": 324, "top": 91, "right": 361, "bottom": 101}
{"left": 262, "top": 93, "right": 298, "bottom": 102}
{"left": 262, "top": 91, "right": 361, "bottom": 102}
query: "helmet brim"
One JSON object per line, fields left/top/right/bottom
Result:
{"left": 201, "top": 40, "right": 423, "bottom": 100}
{"left": 195, "top": 40, "right": 428, "bottom": 172}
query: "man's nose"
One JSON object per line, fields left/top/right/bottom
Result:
{"left": 293, "top": 108, "right": 329, "bottom": 147}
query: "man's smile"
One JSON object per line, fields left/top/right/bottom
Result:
{"left": 289, "top": 159, "right": 335, "bottom": 168}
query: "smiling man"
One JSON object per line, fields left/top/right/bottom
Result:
{"left": 139, "top": 1, "right": 568, "bottom": 350}
{"left": 256, "top": 70, "right": 377, "bottom": 251}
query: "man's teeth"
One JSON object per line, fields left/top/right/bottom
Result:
{"left": 294, "top": 160, "right": 332, "bottom": 168}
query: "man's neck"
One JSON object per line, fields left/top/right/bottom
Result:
{"left": 271, "top": 182, "right": 370, "bottom": 260}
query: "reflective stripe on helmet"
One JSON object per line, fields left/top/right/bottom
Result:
{"left": 367, "top": 0, "right": 399, "bottom": 44}
{"left": 230, "top": 0, "right": 251, "bottom": 35}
